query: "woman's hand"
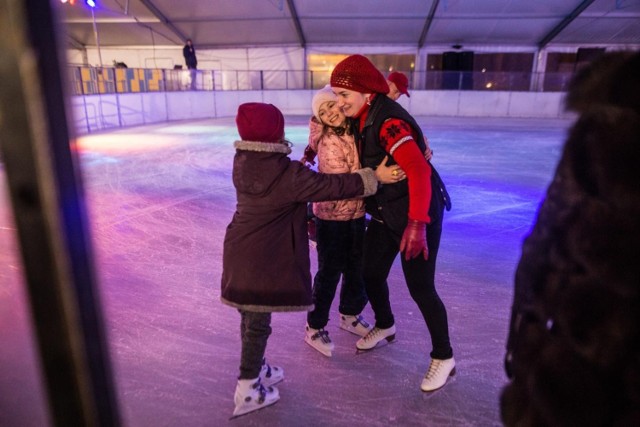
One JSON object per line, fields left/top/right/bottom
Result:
{"left": 400, "top": 219, "right": 428, "bottom": 260}
{"left": 424, "top": 136, "right": 433, "bottom": 161}
{"left": 375, "top": 155, "right": 406, "bottom": 184}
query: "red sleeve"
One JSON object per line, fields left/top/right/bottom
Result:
{"left": 380, "top": 119, "right": 431, "bottom": 223}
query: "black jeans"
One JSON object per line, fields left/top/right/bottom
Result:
{"left": 363, "top": 213, "right": 453, "bottom": 360}
{"left": 307, "top": 217, "right": 367, "bottom": 329}
{"left": 239, "top": 310, "right": 272, "bottom": 380}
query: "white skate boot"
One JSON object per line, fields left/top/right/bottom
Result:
{"left": 260, "top": 358, "right": 284, "bottom": 387}
{"left": 420, "top": 357, "right": 456, "bottom": 392}
{"left": 356, "top": 325, "right": 396, "bottom": 351}
{"left": 304, "top": 325, "right": 334, "bottom": 357}
{"left": 232, "top": 378, "right": 279, "bottom": 418}
{"left": 339, "top": 313, "right": 373, "bottom": 337}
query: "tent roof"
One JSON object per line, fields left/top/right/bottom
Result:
{"left": 59, "top": 0, "right": 640, "bottom": 50}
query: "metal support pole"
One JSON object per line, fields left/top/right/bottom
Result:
{"left": 530, "top": 49, "right": 548, "bottom": 92}
{"left": 0, "top": 0, "right": 121, "bottom": 425}
{"left": 91, "top": 7, "right": 103, "bottom": 67}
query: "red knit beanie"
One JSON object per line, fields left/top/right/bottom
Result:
{"left": 236, "top": 102, "right": 285, "bottom": 142}
{"left": 387, "top": 71, "right": 410, "bottom": 97}
{"left": 331, "top": 55, "right": 390, "bottom": 95}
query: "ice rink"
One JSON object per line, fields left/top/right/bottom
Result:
{"left": 0, "top": 115, "right": 573, "bottom": 426}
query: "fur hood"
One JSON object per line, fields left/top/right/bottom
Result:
{"left": 501, "top": 51, "right": 640, "bottom": 427}
{"left": 232, "top": 140, "right": 292, "bottom": 197}
{"left": 234, "top": 140, "right": 292, "bottom": 155}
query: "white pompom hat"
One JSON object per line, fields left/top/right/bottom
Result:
{"left": 311, "top": 84, "right": 337, "bottom": 121}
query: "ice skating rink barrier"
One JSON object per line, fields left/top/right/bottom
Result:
{"left": 71, "top": 89, "right": 573, "bottom": 134}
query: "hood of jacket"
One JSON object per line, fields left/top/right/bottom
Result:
{"left": 232, "top": 140, "right": 292, "bottom": 197}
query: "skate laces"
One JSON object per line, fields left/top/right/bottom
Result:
{"left": 263, "top": 364, "right": 273, "bottom": 378}
{"left": 261, "top": 358, "right": 274, "bottom": 379}
{"left": 425, "top": 359, "right": 444, "bottom": 380}
{"left": 353, "top": 315, "right": 370, "bottom": 329}
{"left": 312, "top": 329, "right": 331, "bottom": 343}
{"left": 362, "top": 327, "right": 383, "bottom": 342}
{"left": 250, "top": 380, "right": 268, "bottom": 404}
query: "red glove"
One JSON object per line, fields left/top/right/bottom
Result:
{"left": 399, "top": 219, "right": 428, "bottom": 260}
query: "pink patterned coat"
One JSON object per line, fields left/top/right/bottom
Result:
{"left": 308, "top": 117, "right": 365, "bottom": 221}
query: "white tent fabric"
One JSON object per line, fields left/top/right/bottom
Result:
{"left": 60, "top": 0, "right": 640, "bottom": 50}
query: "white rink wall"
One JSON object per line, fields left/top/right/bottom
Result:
{"left": 71, "top": 89, "right": 572, "bottom": 135}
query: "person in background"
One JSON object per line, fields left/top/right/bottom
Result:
{"left": 183, "top": 38, "right": 197, "bottom": 69}
{"left": 222, "top": 102, "right": 391, "bottom": 417}
{"left": 386, "top": 71, "right": 410, "bottom": 101}
{"left": 330, "top": 54, "right": 455, "bottom": 393}
{"left": 501, "top": 51, "right": 640, "bottom": 426}
{"left": 387, "top": 71, "right": 434, "bottom": 161}
{"left": 303, "top": 85, "right": 405, "bottom": 357}
{"left": 183, "top": 39, "right": 197, "bottom": 90}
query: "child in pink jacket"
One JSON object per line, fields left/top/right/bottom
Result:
{"left": 303, "top": 85, "right": 404, "bottom": 356}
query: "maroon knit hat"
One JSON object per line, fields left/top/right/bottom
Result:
{"left": 387, "top": 71, "right": 410, "bottom": 97}
{"left": 331, "top": 55, "right": 390, "bottom": 95}
{"left": 236, "top": 102, "right": 285, "bottom": 142}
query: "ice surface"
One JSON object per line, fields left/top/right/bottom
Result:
{"left": 0, "top": 115, "right": 572, "bottom": 426}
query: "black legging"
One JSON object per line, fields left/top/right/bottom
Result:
{"left": 307, "top": 217, "right": 367, "bottom": 329}
{"left": 362, "top": 211, "right": 453, "bottom": 360}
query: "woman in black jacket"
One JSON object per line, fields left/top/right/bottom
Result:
{"left": 330, "top": 55, "right": 455, "bottom": 393}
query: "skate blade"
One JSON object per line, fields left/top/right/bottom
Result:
{"left": 230, "top": 399, "right": 279, "bottom": 419}
{"left": 355, "top": 337, "right": 395, "bottom": 354}
{"left": 304, "top": 338, "right": 333, "bottom": 357}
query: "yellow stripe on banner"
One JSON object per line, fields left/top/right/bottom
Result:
{"left": 80, "top": 68, "right": 96, "bottom": 94}
{"left": 130, "top": 75, "right": 140, "bottom": 92}
{"left": 155, "top": 69, "right": 163, "bottom": 91}
{"left": 115, "top": 69, "right": 126, "bottom": 92}
{"left": 81, "top": 67, "right": 91, "bottom": 81}
{"left": 148, "top": 70, "right": 159, "bottom": 91}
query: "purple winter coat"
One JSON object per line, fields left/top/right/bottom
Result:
{"left": 221, "top": 139, "right": 377, "bottom": 312}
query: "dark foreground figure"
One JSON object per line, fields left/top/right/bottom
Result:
{"left": 502, "top": 52, "right": 640, "bottom": 426}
